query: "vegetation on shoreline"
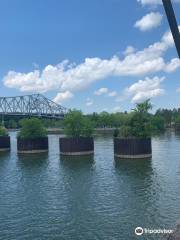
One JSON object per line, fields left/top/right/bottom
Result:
{"left": 1, "top": 102, "right": 180, "bottom": 132}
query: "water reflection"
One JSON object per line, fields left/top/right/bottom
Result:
{"left": 60, "top": 154, "right": 95, "bottom": 170}
{"left": 114, "top": 156, "right": 162, "bottom": 230}
{"left": 0, "top": 151, "right": 10, "bottom": 172}
{"left": 114, "top": 157, "right": 153, "bottom": 178}
{"left": 17, "top": 152, "right": 48, "bottom": 169}
{"left": 0, "top": 151, "right": 10, "bottom": 159}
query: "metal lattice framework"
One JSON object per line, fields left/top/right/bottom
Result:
{"left": 0, "top": 94, "right": 68, "bottom": 119}
{"left": 162, "top": 0, "right": 180, "bottom": 59}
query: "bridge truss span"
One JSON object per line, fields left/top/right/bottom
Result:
{"left": 0, "top": 94, "right": 68, "bottom": 119}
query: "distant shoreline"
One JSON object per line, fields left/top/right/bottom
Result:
{"left": 7, "top": 127, "right": 179, "bottom": 135}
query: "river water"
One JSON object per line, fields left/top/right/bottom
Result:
{"left": 0, "top": 131, "right": 180, "bottom": 240}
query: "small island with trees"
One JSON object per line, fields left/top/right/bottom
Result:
{"left": 114, "top": 100, "right": 152, "bottom": 159}
{"left": 59, "top": 110, "right": 94, "bottom": 155}
{"left": 17, "top": 118, "right": 48, "bottom": 153}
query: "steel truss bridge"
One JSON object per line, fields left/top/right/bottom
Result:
{"left": 0, "top": 94, "right": 68, "bottom": 119}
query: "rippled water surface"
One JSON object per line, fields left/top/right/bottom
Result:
{"left": 0, "top": 131, "right": 180, "bottom": 240}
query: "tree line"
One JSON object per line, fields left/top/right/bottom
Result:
{"left": 1, "top": 107, "right": 180, "bottom": 131}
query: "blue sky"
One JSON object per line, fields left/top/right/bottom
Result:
{"left": 0, "top": 0, "right": 180, "bottom": 113}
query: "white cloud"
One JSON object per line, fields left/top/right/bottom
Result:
{"left": 3, "top": 28, "right": 180, "bottom": 95}
{"left": 94, "top": 88, "right": 117, "bottom": 97}
{"left": 123, "top": 46, "right": 136, "bottom": 55}
{"left": 53, "top": 91, "right": 73, "bottom": 104}
{"left": 108, "top": 91, "right": 117, "bottom": 97}
{"left": 124, "top": 76, "right": 165, "bottom": 103}
{"left": 134, "top": 12, "right": 163, "bottom": 31}
{"left": 94, "top": 87, "right": 108, "bottom": 95}
{"left": 86, "top": 98, "right": 94, "bottom": 106}
{"left": 176, "top": 88, "right": 180, "bottom": 93}
{"left": 137, "top": 0, "right": 180, "bottom": 5}
{"left": 165, "top": 58, "right": 180, "bottom": 72}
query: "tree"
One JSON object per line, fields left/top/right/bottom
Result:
{"left": 151, "top": 115, "right": 165, "bottom": 133}
{"left": 0, "top": 126, "right": 8, "bottom": 136}
{"left": 19, "top": 118, "right": 47, "bottom": 139}
{"left": 64, "top": 110, "right": 94, "bottom": 137}
{"left": 155, "top": 109, "right": 173, "bottom": 127}
{"left": 81, "top": 117, "right": 94, "bottom": 137}
{"left": 8, "top": 119, "right": 17, "bottom": 129}
{"left": 120, "top": 99, "right": 153, "bottom": 138}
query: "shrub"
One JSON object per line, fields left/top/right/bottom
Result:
{"left": 151, "top": 115, "right": 165, "bottom": 133}
{"left": 0, "top": 126, "right": 8, "bottom": 136}
{"left": 81, "top": 118, "right": 94, "bottom": 137}
{"left": 18, "top": 118, "right": 47, "bottom": 139}
{"left": 64, "top": 110, "right": 94, "bottom": 137}
{"left": 120, "top": 125, "right": 132, "bottom": 138}
{"left": 113, "top": 128, "right": 120, "bottom": 137}
{"left": 120, "top": 99, "right": 153, "bottom": 138}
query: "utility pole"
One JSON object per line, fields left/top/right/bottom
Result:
{"left": 162, "top": 0, "right": 180, "bottom": 59}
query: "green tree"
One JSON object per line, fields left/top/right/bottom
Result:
{"left": 155, "top": 108, "right": 173, "bottom": 127}
{"left": 120, "top": 125, "right": 132, "bottom": 138}
{"left": 113, "top": 128, "right": 120, "bottom": 137}
{"left": 8, "top": 119, "right": 18, "bottom": 129}
{"left": 120, "top": 99, "right": 153, "bottom": 138}
{"left": 98, "top": 111, "right": 112, "bottom": 128}
{"left": 19, "top": 118, "right": 47, "bottom": 139}
{"left": 64, "top": 110, "right": 94, "bottom": 137}
{"left": 0, "top": 126, "right": 8, "bottom": 136}
{"left": 81, "top": 117, "right": 94, "bottom": 137}
{"left": 130, "top": 99, "right": 152, "bottom": 138}
{"left": 151, "top": 115, "right": 165, "bottom": 133}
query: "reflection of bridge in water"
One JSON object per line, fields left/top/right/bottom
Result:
{"left": 0, "top": 94, "right": 68, "bottom": 119}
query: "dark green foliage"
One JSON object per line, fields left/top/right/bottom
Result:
{"left": 18, "top": 118, "right": 47, "bottom": 139}
{"left": 81, "top": 117, "right": 94, "bottom": 137}
{"left": 113, "top": 128, "right": 119, "bottom": 137}
{"left": 151, "top": 115, "right": 165, "bottom": 133}
{"left": 120, "top": 125, "right": 132, "bottom": 138}
{"left": 64, "top": 110, "right": 94, "bottom": 137}
{"left": 0, "top": 126, "right": 8, "bottom": 136}
{"left": 175, "top": 115, "right": 180, "bottom": 124}
{"left": 155, "top": 108, "right": 180, "bottom": 127}
{"left": 119, "top": 99, "right": 153, "bottom": 138}
{"left": 8, "top": 120, "right": 18, "bottom": 129}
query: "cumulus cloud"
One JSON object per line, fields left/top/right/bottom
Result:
{"left": 3, "top": 28, "right": 180, "bottom": 95}
{"left": 94, "top": 87, "right": 108, "bottom": 95}
{"left": 108, "top": 91, "right": 117, "bottom": 97}
{"left": 53, "top": 90, "right": 73, "bottom": 104}
{"left": 123, "top": 46, "right": 136, "bottom": 55}
{"left": 134, "top": 12, "right": 163, "bottom": 31}
{"left": 94, "top": 88, "right": 117, "bottom": 97}
{"left": 86, "top": 98, "right": 94, "bottom": 106}
{"left": 137, "top": 0, "right": 180, "bottom": 5}
{"left": 165, "top": 58, "right": 180, "bottom": 72}
{"left": 124, "top": 76, "right": 165, "bottom": 103}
